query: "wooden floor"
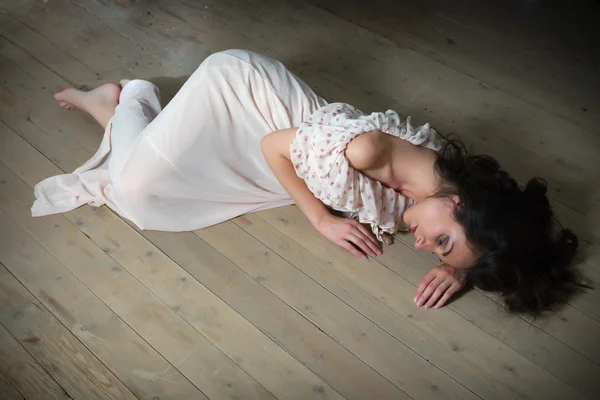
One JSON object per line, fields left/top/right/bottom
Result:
{"left": 1, "top": 0, "right": 599, "bottom": 399}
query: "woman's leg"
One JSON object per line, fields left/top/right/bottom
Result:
{"left": 32, "top": 79, "right": 163, "bottom": 218}
{"left": 106, "top": 80, "right": 162, "bottom": 175}
{"left": 53, "top": 79, "right": 162, "bottom": 174}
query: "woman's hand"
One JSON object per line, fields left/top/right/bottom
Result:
{"left": 316, "top": 214, "right": 382, "bottom": 259}
{"left": 414, "top": 264, "right": 466, "bottom": 309}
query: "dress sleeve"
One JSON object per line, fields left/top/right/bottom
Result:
{"left": 290, "top": 102, "right": 439, "bottom": 241}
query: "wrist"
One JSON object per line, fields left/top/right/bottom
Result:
{"left": 310, "top": 210, "right": 332, "bottom": 232}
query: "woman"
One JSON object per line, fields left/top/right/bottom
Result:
{"left": 34, "top": 49, "right": 582, "bottom": 314}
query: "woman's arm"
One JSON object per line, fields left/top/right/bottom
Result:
{"left": 261, "top": 128, "right": 331, "bottom": 228}
{"left": 261, "top": 128, "right": 381, "bottom": 258}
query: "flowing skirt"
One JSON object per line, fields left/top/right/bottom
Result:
{"left": 32, "top": 49, "right": 328, "bottom": 231}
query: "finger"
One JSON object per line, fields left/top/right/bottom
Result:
{"left": 353, "top": 222, "right": 381, "bottom": 249}
{"left": 435, "top": 283, "right": 461, "bottom": 309}
{"left": 424, "top": 281, "right": 453, "bottom": 309}
{"left": 416, "top": 276, "right": 445, "bottom": 307}
{"left": 346, "top": 234, "right": 377, "bottom": 257}
{"left": 338, "top": 240, "right": 367, "bottom": 259}
{"left": 349, "top": 231, "right": 380, "bottom": 256}
{"left": 415, "top": 269, "right": 438, "bottom": 301}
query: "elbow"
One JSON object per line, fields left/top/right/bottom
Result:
{"left": 260, "top": 133, "right": 272, "bottom": 158}
{"left": 262, "top": 128, "right": 296, "bottom": 162}
{"left": 261, "top": 132, "right": 281, "bottom": 165}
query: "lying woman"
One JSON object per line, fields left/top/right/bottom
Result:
{"left": 33, "top": 49, "right": 581, "bottom": 314}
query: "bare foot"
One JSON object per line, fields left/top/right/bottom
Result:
{"left": 119, "top": 79, "right": 131, "bottom": 88}
{"left": 54, "top": 83, "right": 121, "bottom": 129}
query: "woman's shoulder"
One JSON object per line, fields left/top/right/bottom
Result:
{"left": 344, "top": 131, "right": 386, "bottom": 170}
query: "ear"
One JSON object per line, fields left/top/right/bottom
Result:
{"left": 451, "top": 195, "right": 461, "bottom": 205}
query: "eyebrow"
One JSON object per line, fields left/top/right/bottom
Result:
{"left": 442, "top": 245, "right": 454, "bottom": 258}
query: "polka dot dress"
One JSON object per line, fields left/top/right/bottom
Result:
{"left": 290, "top": 102, "right": 443, "bottom": 241}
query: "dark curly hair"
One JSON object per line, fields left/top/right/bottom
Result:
{"left": 433, "top": 136, "right": 588, "bottom": 316}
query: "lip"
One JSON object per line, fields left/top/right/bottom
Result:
{"left": 410, "top": 225, "right": 417, "bottom": 234}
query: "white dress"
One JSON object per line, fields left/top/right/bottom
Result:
{"left": 32, "top": 49, "right": 441, "bottom": 238}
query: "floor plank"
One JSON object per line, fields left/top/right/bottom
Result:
{"left": 0, "top": 195, "right": 208, "bottom": 399}
{"left": 0, "top": 372, "right": 24, "bottom": 400}
{"left": 0, "top": 323, "right": 69, "bottom": 400}
{"left": 0, "top": 260, "right": 138, "bottom": 400}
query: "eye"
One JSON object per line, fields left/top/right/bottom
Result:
{"left": 438, "top": 236, "right": 449, "bottom": 247}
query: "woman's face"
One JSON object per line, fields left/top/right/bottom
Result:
{"left": 402, "top": 196, "right": 478, "bottom": 269}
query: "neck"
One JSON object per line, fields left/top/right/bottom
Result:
{"left": 384, "top": 135, "right": 439, "bottom": 202}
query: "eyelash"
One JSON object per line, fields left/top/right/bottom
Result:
{"left": 438, "top": 236, "right": 449, "bottom": 247}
